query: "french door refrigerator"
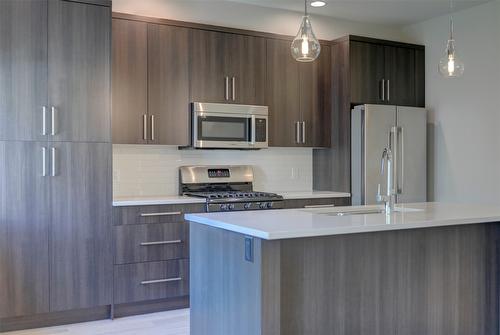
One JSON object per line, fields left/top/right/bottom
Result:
{"left": 351, "top": 104, "right": 427, "bottom": 205}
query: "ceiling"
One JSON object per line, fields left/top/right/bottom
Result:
{"left": 227, "top": 0, "right": 492, "bottom": 25}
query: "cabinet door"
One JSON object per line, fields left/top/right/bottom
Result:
{"left": 225, "top": 34, "right": 266, "bottom": 105}
{"left": 189, "top": 29, "right": 226, "bottom": 103}
{"left": 48, "top": 0, "right": 111, "bottom": 142}
{"left": 50, "top": 142, "right": 112, "bottom": 311}
{"left": 0, "top": 0, "right": 47, "bottom": 142}
{"left": 385, "top": 46, "right": 416, "bottom": 106}
{"left": 148, "top": 24, "right": 190, "bottom": 145}
{"left": 415, "top": 49, "right": 425, "bottom": 108}
{"left": 0, "top": 141, "right": 49, "bottom": 318}
{"left": 112, "top": 19, "right": 148, "bottom": 144}
{"left": 266, "top": 38, "right": 301, "bottom": 147}
{"left": 350, "top": 41, "right": 385, "bottom": 104}
{"left": 300, "top": 44, "right": 331, "bottom": 148}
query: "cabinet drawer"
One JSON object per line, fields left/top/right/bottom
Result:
{"left": 113, "top": 203, "right": 205, "bottom": 226}
{"left": 114, "top": 223, "right": 188, "bottom": 264}
{"left": 283, "top": 197, "right": 351, "bottom": 209}
{"left": 114, "top": 259, "right": 189, "bottom": 304}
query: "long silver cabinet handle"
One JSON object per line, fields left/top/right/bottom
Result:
{"left": 140, "top": 240, "right": 182, "bottom": 246}
{"left": 304, "top": 204, "right": 336, "bottom": 209}
{"left": 51, "top": 147, "right": 57, "bottom": 177}
{"left": 225, "top": 77, "right": 229, "bottom": 100}
{"left": 302, "top": 121, "right": 306, "bottom": 144}
{"left": 142, "top": 114, "right": 147, "bottom": 140}
{"left": 140, "top": 211, "right": 182, "bottom": 217}
{"left": 42, "top": 106, "right": 47, "bottom": 136}
{"left": 381, "top": 79, "right": 385, "bottom": 101}
{"left": 150, "top": 115, "right": 155, "bottom": 141}
{"left": 398, "top": 126, "right": 404, "bottom": 194}
{"left": 295, "top": 122, "right": 300, "bottom": 144}
{"left": 51, "top": 107, "right": 57, "bottom": 136}
{"left": 386, "top": 80, "right": 390, "bottom": 102}
{"left": 141, "top": 277, "right": 182, "bottom": 285}
{"left": 231, "top": 77, "right": 236, "bottom": 101}
{"left": 42, "top": 147, "right": 47, "bottom": 177}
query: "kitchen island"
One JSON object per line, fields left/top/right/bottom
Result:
{"left": 186, "top": 203, "right": 500, "bottom": 335}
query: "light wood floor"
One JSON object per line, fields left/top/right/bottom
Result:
{"left": 4, "top": 309, "right": 190, "bottom": 335}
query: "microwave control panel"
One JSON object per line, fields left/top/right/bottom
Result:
{"left": 255, "top": 118, "right": 267, "bottom": 142}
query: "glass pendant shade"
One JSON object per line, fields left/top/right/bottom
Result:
{"left": 291, "top": 2, "right": 321, "bottom": 62}
{"left": 439, "top": 16, "right": 464, "bottom": 78}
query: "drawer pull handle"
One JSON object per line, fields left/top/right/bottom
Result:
{"left": 140, "top": 211, "right": 182, "bottom": 217}
{"left": 141, "top": 277, "right": 182, "bottom": 285}
{"left": 304, "top": 204, "right": 336, "bottom": 208}
{"left": 140, "top": 240, "right": 182, "bottom": 246}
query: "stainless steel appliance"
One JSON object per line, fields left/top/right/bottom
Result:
{"left": 351, "top": 104, "right": 427, "bottom": 205}
{"left": 179, "top": 165, "right": 283, "bottom": 212}
{"left": 191, "top": 102, "right": 268, "bottom": 149}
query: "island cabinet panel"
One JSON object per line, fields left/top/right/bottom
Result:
{"left": 112, "top": 18, "right": 148, "bottom": 144}
{"left": 283, "top": 197, "right": 351, "bottom": 209}
{"left": 50, "top": 142, "right": 112, "bottom": 312}
{"left": 189, "top": 222, "right": 499, "bottom": 335}
{"left": 0, "top": 141, "right": 50, "bottom": 318}
{"left": 48, "top": 0, "right": 111, "bottom": 143}
{"left": 0, "top": 0, "right": 48, "bottom": 142}
{"left": 114, "top": 259, "right": 189, "bottom": 304}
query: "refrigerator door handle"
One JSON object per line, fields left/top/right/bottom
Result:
{"left": 397, "top": 126, "right": 404, "bottom": 194}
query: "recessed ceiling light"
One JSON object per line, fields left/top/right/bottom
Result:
{"left": 310, "top": 1, "right": 326, "bottom": 7}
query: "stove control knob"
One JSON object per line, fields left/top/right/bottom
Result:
{"left": 267, "top": 202, "right": 273, "bottom": 209}
{"left": 244, "top": 203, "right": 251, "bottom": 210}
{"left": 219, "top": 204, "right": 228, "bottom": 211}
{"left": 259, "top": 202, "right": 267, "bottom": 209}
{"left": 228, "top": 204, "right": 235, "bottom": 210}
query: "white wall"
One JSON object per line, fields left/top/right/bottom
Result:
{"left": 112, "top": 0, "right": 406, "bottom": 41}
{"left": 403, "top": 0, "right": 500, "bottom": 204}
{"left": 113, "top": 146, "right": 313, "bottom": 197}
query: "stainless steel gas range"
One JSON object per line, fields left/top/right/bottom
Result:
{"left": 179, "top": 165, "right": 284, "bottom": 212}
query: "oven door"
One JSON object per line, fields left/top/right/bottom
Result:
{"left": 193, "top": 112, "right": 255, "bottom": 148}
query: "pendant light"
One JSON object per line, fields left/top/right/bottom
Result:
{"left": 438, "top": 0, "right": 464, "bottom": 78}
{"left": 291, "top": 0, "right": 321, "bottom": 62}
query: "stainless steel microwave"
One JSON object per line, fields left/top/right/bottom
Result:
{"left": 191, "top": 102, "right": 268, "bottom": 149}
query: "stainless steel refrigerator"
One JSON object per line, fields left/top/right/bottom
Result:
{"left": 351, "top": 104, "right": 427, "bottom": 205}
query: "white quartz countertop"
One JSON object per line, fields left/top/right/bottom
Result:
{"left": 113, "top": 191, "right": 350, "bottom": 206}
{"left": 113, "top": 196, "right": 206, "bottom": 207}
{"left": 278, "top": 191, "right": 350, "bottom": 199}
{"left": 185, "top": 202, "right": 500, "bottom": 240}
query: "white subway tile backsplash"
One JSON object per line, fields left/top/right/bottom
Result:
{"left": 113, "top": 145, "right": 313, "bottom": 197}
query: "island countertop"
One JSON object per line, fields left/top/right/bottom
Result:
{"left": 185, "top": 202, "right": 500, "bottom": 240}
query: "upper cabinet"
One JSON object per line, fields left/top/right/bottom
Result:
{"left": 349, "top": 37, "right": 425, "bottom": 107}
{"left": 266, "top": 38, "right": 331, "bottom": 148}
{"left": 48, "top": 0, "right": 111, "bottom": 142}
{"left": 189, "top": 30, "right": 266, "bottom": 105}
{"left": 112, "top": 19, "right": 148, "bottom": 144}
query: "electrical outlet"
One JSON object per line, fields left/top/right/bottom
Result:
{"left": 291, "top": 167, "right": 300, "bottom": 180}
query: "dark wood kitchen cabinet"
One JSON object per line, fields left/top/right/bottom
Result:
{"left": 112, "top": 19, "right": 148, "bottom": 144}
{"left": 0, "top": 0, "right": 112, "bottom": 329}
{"left": 349, "top": 37, "right": 424, "bottom": 107}
{"left": 0, "top": 0, "right": 48, "bottom": 142}
{"left": 190, "top": 29, "right": 266, "bottom": 105}
{"left": 148, "top": 24, "right": 191, "bottom": 145}
{"left": 0, "top": 141, "right": 50, "bottom": 318}
{"left": 266, "top": 38, "right": 331, "bottom": 147}
{"left": 48, "top": 0, "right": 111, "bottom": 143}
{"left": 50, "top": 142, "right": 112, "bottom": 312}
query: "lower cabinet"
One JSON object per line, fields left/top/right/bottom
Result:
{"left": 283, "top": 197, "right": 351, "bottom": 209}
{"left": 112, "top": 203, "right": 204, "bottom": 307}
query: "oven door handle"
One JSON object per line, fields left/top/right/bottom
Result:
{"left": 250, "top": 115, "right": 256, "bottom": 145}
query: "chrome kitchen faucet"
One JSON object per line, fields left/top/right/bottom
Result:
{"left": 377, "top": 148, "right": 396, "bottom": 214}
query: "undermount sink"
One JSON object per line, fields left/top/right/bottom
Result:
{"left": 302, "top": 205, "right": 424, "bottom": 216}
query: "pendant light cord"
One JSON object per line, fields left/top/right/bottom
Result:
{"left": 304, "top": 0, "right": 308, "bottom": 17}
{"left": 449, "top": 0, "right": 454, "bottom": 40}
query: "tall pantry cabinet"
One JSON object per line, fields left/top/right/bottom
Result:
{"left": 0, "top": 0, "right": 112, "bottom": 322}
